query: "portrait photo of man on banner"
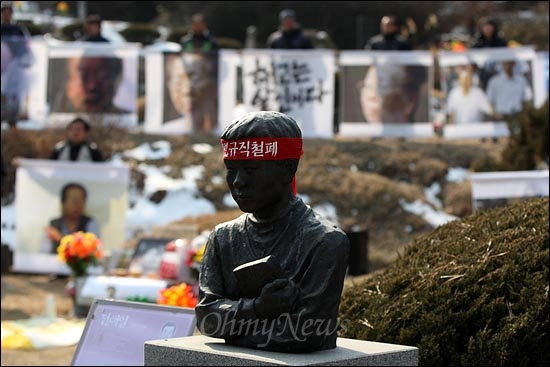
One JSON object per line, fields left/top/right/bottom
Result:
{"left": 46, "top": 44, "right": 139, "bottom": 127}
{"left": 13, "top": 159, "right": 130, "bottom": 275}
{"left": 338, "top": 50, "right": 433, "bottom": 138}
{"left": 143, "top": 45, "right": 219, "bottom": 135}
{"left": 163, "top": 51, "right": 219, "bottom": 133}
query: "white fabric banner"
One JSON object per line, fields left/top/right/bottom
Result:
{"left": 533, "top": 51, "right": 549, "bottom": 108}
{"left": 470, "top": 170, "right": 549, "bottom": 200}
{"left": 338, "top": 50, "right": 433, "bottom": 138}
{"left": 14, "top": 159, "right": 130, "bottom": 274}
{"left": 234, "top": 49, "right": 336, "bottom": 138}
{"left": 46, "top": 42, "right": 140, "bottom": 128}
{"left": 143, "top": 42, "right": 219, "bottom": 135}
{"left": 217, "top": 49, "right": 242, "bottom": 132}
{"left": 436, "top": 46, "right": 537, "bottom": 139}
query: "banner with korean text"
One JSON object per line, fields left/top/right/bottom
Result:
{"left": 219, "top": 49, "right": 336, "bottom": 138}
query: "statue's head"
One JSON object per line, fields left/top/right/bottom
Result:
{"left": 220, "top": 111, "right": 303, "bottom": 217}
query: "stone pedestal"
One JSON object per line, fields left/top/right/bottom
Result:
{"left": 144, "top": 335, "right": 418, "bottom": 366}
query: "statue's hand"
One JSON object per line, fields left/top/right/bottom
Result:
{"left": 254, "top": 278, "right": 299, "bottom": 319}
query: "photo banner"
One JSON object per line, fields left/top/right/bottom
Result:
{"left": 13, "top": 159, "right": 130, "bottom": 275}
{"left": 437, "top": 46, "right": 537, "bottom": 139}
{"left": 236, "top": 49, "right": 336, "bottom": 138}
{"left": 338, "top": 50, "right": 433, "bottom": 138}
{"left": 143, "top": 42, "right": 219, "bottom": 135}
{"left": 217, "top": 49, "right": 242, "bottom": 131}
{"left": 46, "top": 42, "right": 140, "bottom": 128}
{"left": 533, "top": 51, "right": 549, "bottom": 108}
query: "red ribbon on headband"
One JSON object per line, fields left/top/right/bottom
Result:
{"left": 221, "top": 137, "right": 303, "bottom": 195}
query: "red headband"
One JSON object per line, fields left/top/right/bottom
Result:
{"left": 221, "top": 137, "right": 303, "bottom": 195}
{"left": 221, "top": 137, "right": 303, "bottom": 160}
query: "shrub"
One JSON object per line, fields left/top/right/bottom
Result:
{"left": 119, "top": 23, "right": 161, "bottom": 46}
{"left": 500, "top": 99, "right": 550, "bottom": 171}
{"left": 166, "top": 27, "right": 188, "bottom": 44}
{"left": 166, "top": 27, "right": 243, "bottom": 49}
{"left": 17, "top": 20, "right": 48, "bottom": 36}
{"left": 59, "top": 21, "right": 84, "bottom": 41}
{"left": 339, "top": 197, "right": 549, "bottom": 366}
{"left": 215, "top": 37, "right": 243, "bottom": 49}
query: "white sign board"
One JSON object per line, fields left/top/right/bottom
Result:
{"left": 71, "top": 299, "right": 196, "bottom": 366}
{"left": 338, "top": 50, "right": 433, "bottom": 138}
{"left": 14, "top": 159, "right": 130, "bottom": 274}
{"left": 469, "top": 170, "right": 549, "bottom": 211}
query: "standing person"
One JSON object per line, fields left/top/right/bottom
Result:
{"left": 42, "top": 182, "right": 100, "bottom": 254}
{"left": 196, "top": 111, "right": 350, "bottom": 352}
{"left": 50, "top": 117, "right": 105, "bottom": 162}
{"left": 446, "top": 67, "right": 493, "bottom": 124}
{"left": 78, "top": 14, "right": 109, "bottom": 43}
{"left": 266, "top": 8, "right": 314, "bottom": 49}
{"left": 364, "top": 15, "right": 411, "bottom": 51}
{"left": 180, "top": 13, "right": 218, "bottom": 53}
{"left": 175, "top": 13, "right": 219, "bottom": 133}
{"left": 471, "top": 17, "right": 508, "bottom": 48}
{"left": 471, "top": 17, "right": 509, "bottom": 90}
{"left": 1, "top": 1, "right": 33, "bottom": 129}
{"left": 486, "top": 60, "right": 533, "bottom": 121}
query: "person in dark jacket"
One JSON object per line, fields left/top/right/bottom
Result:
{"left": 1, "top": 1, "right": 33, "bottom": 129}
{"left": 180, "top": 13, "right": 218, "bottom": 53}
{"left": 471, "top": 17, "right": 509, "bottom": 90}
{"left": 364, "top": 15, "right": 411, "bottom": 51}
{"left": 471, "top": 17, "right": 508, "bottom": 48}
{"left": 78, "top": 14, "right": 109, "bottom": 43}
{"left": 50, "top": 117, "right": 104, "bottom": 162}
{"left": 266, "top": 8, "right": 314, "bottom": 49}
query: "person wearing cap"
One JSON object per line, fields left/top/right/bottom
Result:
{"left": 195, "top": 111, "right": 350, "bottom": 352}
{"left": 78, "top": 14, "right": 109, "bottom": 42}
{"left": 266, "top": 9, "right": 314, "bottom": 49}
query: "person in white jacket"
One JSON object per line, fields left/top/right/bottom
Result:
{"left": 446, "top": 67, "right": 493, "bottom": 124}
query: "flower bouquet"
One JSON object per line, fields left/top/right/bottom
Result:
{"left": 185, "top": 243, "right": 205, "bottom": 273}
{"left": 57, "top": 231, "right": 103, "bottom": 277}
{"left": 157, "top": 282, "right": 197, "bottom": 308}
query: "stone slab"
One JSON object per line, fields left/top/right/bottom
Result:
{"left": 144, "top": 335, "right": 418, "bottom": 366}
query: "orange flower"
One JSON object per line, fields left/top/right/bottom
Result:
{"left": 57, "top": 232, "right": 103, "bottom": 277}
{"left": 157, "top": 282, "right": 197, "bottom": 308}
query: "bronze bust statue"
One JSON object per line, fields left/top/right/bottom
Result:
{"left": 195, "top": 111, "right": 350, "bottom": 353}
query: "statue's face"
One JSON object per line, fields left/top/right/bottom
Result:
{"left": 225, "top": 159, "right": 287, "bottom": 214}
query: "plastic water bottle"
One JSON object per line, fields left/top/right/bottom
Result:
{"left": 45, "top": 293, "right": 57, "bottom": 320}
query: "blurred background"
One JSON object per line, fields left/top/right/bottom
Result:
{"left": 10, "top": 1, "right": 550, "bottom": 51}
